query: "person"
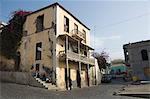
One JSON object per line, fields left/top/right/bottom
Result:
{"left": 69, "top": 77, "right": 72, "bottom": 90}
{"left": 31, "top": 65, "right": 36, "bottom": 77}
{"left": 36, "top": 70, "right": 40, "bottom": 78}
{"left": 41, "top": 73, "right": 46, "bottom": 81}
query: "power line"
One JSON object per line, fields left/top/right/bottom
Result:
{"left": 97, "top": 12, "right": 150, "bottom": 30}
{"left": 92, "top": 12, "right": 150, "bottom": 52}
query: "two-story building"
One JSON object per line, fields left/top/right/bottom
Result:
{"left": 19, "top": 2, "right": 96, "bottom": 90}
{"left": 123, "top": 40, "right": 150, "bottom": 81}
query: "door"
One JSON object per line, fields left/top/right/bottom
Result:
{"left": 36, "top": 64, "right": 39, "bottom": 71}
{"left": 65, "top": 68, "right": 68, "bottom": 89}
{"left": 65, "top": 68, "right": 71, "bottom": 90}
{"left": 85, "top": 66, "right": 89, "bottom": 86}
{"left": 76, "top": 69, "right": 81, "bottom": 88}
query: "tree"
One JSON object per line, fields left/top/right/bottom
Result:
{"left": 92, "top": 51, "right": 109, "bottom": 71}
{"left": 0, "top": 10, "right": 31, "bottom": 59}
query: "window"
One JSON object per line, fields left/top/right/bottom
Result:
{"left": 36, "top": 15, "right": 44, "bottom": 32}
{"left": 83, "top": 30, "right": 86, "bottom": 43}
{"left": 141, "top": 49, "right": 148, "bottom": 61}
{"left": 74, "top": 23, "right": 78, "bottom": 34}
{"left": 36, "top": 64, "right": 40, "bottom": 71}
{"left": 64, "top": 16, "right": 69, "bottom": 33}
{"left": 35, "top": 42, "right": 42, "bottom": 60}
{"left": 126, "top": 51, "right": 129, "bottom": 61}
{"left": 84, "top": 51, "right": 87, "bottom": 56}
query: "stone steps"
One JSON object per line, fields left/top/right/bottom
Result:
{"left": 35, "top": 77, "right": 58, "bottom": 90}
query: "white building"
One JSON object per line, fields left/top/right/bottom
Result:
{"left": 123, "top": 40, "right": 150, "bottom": 80}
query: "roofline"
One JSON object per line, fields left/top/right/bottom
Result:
{"left": 123, "top": 40, "right": 150, "bottom": 48}
{"left": 26, "top": 2, "right": 90, "bottom": 30}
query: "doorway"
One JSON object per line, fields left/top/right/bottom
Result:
{"left": 65, "top": 68, "right": 71, "bottom": 90}
{"left": 76, "top": 69, "right": 81, "bottom": 88}
{"left": 85, "top": 66, "right": 89, "bottom": 86}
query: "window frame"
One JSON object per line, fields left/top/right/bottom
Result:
{"left": 36, "top": 15, "right": 44, "bottom": 33}
{"left": 35, "top": 42, "right": 42, "bottom": 60}
{"left": 82, "top": 29, "right": 86, "bottom": 43}
{"left": 64, "top": 16, "right": 69, "bottom": 33}
{"left": 74, "top": 23, "right": 78, "bottom": 34}
{"left": 141, "top": 49, "right": 149, "bottom": 61}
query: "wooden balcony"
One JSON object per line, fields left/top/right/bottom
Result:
{"left": 59, "top": 50, "right": 95, "bottom": 65}
{"left": 71, "top": 29, "right": 85, "bottom": 41}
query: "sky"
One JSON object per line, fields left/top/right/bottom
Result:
{"left": 1, "top": 0, "right": 150, "bottom": 61}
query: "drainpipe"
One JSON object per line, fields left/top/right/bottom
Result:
{"left": 52, "top": 5, "right": 57, "bottom": 85}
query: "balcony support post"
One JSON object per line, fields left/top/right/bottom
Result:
{"left": 78, "top": 40, "right": 82, "bottom": 88}
{"left": 86, "top": 46, "right": 90, "bottom": 86}
{"left": 66, "top": 36, "right": 69, "bottom": 90}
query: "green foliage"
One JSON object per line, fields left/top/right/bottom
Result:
{"left": 0, "top": 10, "right": 30, "bottom": 59}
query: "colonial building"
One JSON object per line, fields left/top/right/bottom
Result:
{"left": 19, "top": 3, "right": 97, "bottom": 90}
{"left": 123, "top": 40, "right": 150, "bottom": 80}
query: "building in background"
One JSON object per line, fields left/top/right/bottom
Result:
{"left": 123, "top": 40, "right": 150, "bottom": 81}
{"left": 110, "top": 62, "right": 127, "bottom": 78}
{"left": 18, "top": 2, "right": 98, "bottom": 90}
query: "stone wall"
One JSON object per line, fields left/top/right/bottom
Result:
{"left": 0, "top": 55, "right": 15, "bottom": 71}
{"left": 0, "top": 71, "right": 44, "bottom": 88}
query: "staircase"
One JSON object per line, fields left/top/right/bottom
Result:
{"left": 35, "top": 77, "right": 59, "bottom": 90}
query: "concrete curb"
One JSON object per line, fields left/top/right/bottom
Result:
{"left": 117, "top": 91, "right": 150, "bottom": 98}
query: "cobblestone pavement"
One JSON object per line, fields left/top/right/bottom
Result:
{"left": 0, "top": 80, "right": 143, "bottom": 99}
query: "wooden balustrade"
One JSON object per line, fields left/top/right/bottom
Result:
{"left": 59, "top": 50, "right": 95, "bottom": 65}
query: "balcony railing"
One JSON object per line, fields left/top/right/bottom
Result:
{"left": 71, "top": 29, "right": 85, "bottom": 40}
{"left": 59, "top": 50, "right": 95, "bottom": 65}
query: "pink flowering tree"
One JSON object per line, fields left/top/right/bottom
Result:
{"left": 0, "top": 10, "right": 31, "bottom": 59}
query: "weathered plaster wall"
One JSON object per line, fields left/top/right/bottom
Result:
{"left": 19, "top": 6, "right": 56, "bottom": 72}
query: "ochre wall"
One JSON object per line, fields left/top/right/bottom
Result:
{"left": 19, "top": 6, "right": 55, "bottom": 72}
{"left": 56, "top": 5, "right": 90, "bottom": 46}
{"left": 57, "top": 60, "right": 88, "bottom": 89}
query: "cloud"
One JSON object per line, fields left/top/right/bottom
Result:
{"left": 99, "top": 35, "right": 121, "bottom": 40}
{"left": 147, "top": 33, "right": 150, "bottom": 35}
{"left": 90, "top": 34, "right": 121, "bottom": 49}
{"left": 109, "top": 51, "right": 124, "bottom": 60}
{"left": 90, "top": 35, "right": 105, "bottom": 49}
{"left": 144, "top": 33, "right": 150, "bottom": 39}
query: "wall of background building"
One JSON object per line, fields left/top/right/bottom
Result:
{"left": 124, "top": 41, "right": 150, "bottom": 80}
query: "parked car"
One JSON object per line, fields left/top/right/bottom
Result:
{"left": 101, "top": 74, "right": 112, "bottom": 83}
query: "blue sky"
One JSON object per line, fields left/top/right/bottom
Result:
{"left": 1, "top": 0, "right": 150, "bottom": 60}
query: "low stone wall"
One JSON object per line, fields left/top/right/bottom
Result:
{"left": 0, "top": 56, "right": 15, "bottom": 71}
{"left": 0, "top": 71, "right": 44, "bottom": 88}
